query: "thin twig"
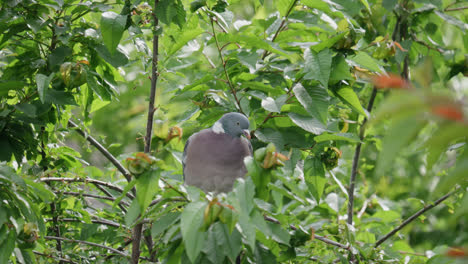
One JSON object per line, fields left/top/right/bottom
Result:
{"left": 374, "top": 187, "right": 459, "bottom": 248}
{"left": 68, "top": 120, "right": 132, "bottom": 182}
{"left": 55, "top": 191, "right": 130, "bottom": 207}
{"left": 210, "top": 16, "right": 244, "bottom": 114}
{"left": 261, "top": 0, "right": 298, "bottom": 60}
{"left": 347, "top": 87, "right": 378, "bottom": 225}
{"left": 44, "top": 236, "right": 129, "bottom": 257}
{"left": 32, "top": 251, "right": 77, "bottom": 264}
{"left": 444, "top": 6, "right": 468, "bottom": 11}
{"left": 40, "top": 177, "right": 134, "bottom": 199}
{"left": 45, "top": 218, "right": 123, "bottom": 228}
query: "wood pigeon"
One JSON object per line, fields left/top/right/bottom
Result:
{"left": 183, "top": 113, "right": 253, "bottom": 193}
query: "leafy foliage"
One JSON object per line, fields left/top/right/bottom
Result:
{"left": 0, "top": 0, "right": 467, "bottom": 263}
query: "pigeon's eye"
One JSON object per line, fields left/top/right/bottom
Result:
{"left": 236, "top": 121, "right": 240, "bottom": 126}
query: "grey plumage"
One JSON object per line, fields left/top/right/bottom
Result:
{"left": 183, "top": 113, "right": 252, "bottom": 193}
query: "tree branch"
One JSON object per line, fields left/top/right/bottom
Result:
{"left": 68, "top": 120, "right": 132, "bottom": 182}
{"left": 55, "top": 191, "right": 130, "bottom": 207}
{"left": 374, "top": 187, "right": 459, "bottom": 248}
{"left": 45, "top": 217, "right": 123, "bottom": 228}
{"left": 347, "top": 87, "right": 377, "bottom": 225}
{"left": 210, "top": 16, "right": 244, "bottom": 114}
{"left": 44, "top": 236, "right": 130, "bottom": 257}
{"left": 40, "top": 177, "right": 134, "bottom": 199}
{"left": 132, "top": 1, "right": 160, "bottom": 263}
{"left": 261, "top": 0, "right": 298, "bottom": 60}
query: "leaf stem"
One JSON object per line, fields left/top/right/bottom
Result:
{"left": 347, "top": 87, "right": 377, "bottom": 225}
{"left": 374, "top": 187, "right": 459, "bottom": 248}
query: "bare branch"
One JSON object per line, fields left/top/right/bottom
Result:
{"left": 44, "top": 236, "right": 129, "bottom": 257}
{"left": 347, "top": 87, "right": 377, "bottom": 226}
{"left": 374, "top": 187, "right": 459, "bottom": 248}
{"left": 68, "top": 120, "right": 132, "bottom": 182}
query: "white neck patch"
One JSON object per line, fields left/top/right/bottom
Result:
{"left": 212, "top": 121, "right": 225, "bottom": 134}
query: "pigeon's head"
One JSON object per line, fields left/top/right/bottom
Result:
{"left": 213, "top": 112, "right": 250, "bottom": 139}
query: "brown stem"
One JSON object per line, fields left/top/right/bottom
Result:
{"left": 133, "top": 1, "right": 160, "bottom": 263}
{"left": 444, "top": 6, "right": 468, "bottom": 11}
{"left": 374, "top": 188, "right": 459, "bottom": 247}
{"left": 347, "top": 87, "right": 378, "bottom": 225}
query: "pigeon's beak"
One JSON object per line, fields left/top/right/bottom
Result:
{"left": 243, "top": 129, "right": 251, "bottom": 140}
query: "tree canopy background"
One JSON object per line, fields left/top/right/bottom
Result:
{"left": 0, "top": 0, "right": 467, "bottom": 263}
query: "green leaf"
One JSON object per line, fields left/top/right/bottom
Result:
{"left": 376, "top": 116, "right": 427, "bottom": 175}
{"left": 277, "top": 0, "right": 296, "bottom": 17}
{"left": 125, "top": 199, "right": 141, "bottom": 226}
{"left": 166, "top": 28, "right": 204, "bottom": 59}
{"left": 0, "top": 81, "right": 24, "bottom": 97}
{"left": 113, "top": 179, "right": 137, "bottom": 208}
{"left": 268, "top": 222, "right": 290, "bottom": 245}
{"left": 425, "top": 123, "right": 467, "bottom": 170}
{"left": 100, "top": 11, "right": 127, "bottom": 54}
{"left": 151, "top": 212, "right": 181, "bottom": 238}
{"left": 44, "top": 89, "right": 77, "bottom": 105}
{"left": 86, "top": 70, "right": 112, "bottom": 101}
{"left": 293, "top": 83, "right": 329, "bottom": 124}
{"left": 94, "top": 44, "right": 129, "bottom": 67}
{"left": 233, "top": 177, "right": 255, "bottom": 215}
{"left": 181, "top": 201, "right": 207, "bottom": 262}
{"left": 261, "top": 95, "right": 287, "bottom": 113}
{"left": 333, "top": 86, "right": 367, "bottom": 116}
{"left": 437, "top": 148, "right": 468, "bottom": 193}
{"left": 347, "top": 52, "right": 383, "bottom": 73}
{"left": 314, "top": 132, "right": 360, "bottom": 143}
{"left": 330, "top": 54, "right": 352, "bottom": 84}
{"left": 0, "top": 230, "right": 16, "bottom": 264}
{"left": 304, "top": 157, "right": 326, "bottom": 201}
{"left": 202, "top": 222, "right": 241, "bottom": 263}
{"left": 288, "top": 112, "right": 328, "bottom": 135}
{"left": 303, "top": 48, "right": 332, "bottom": 87}
{"left": 155, "top": 0, "right": 186, "bottom": 27}
{"left": 237, "top": 213, "right": 256, "bottom": 250}
{"left": 36, "top": 73, "right": 53, "bottom": 103}
{"left": 136, "top": 170, "right": 160, "bottom": 213}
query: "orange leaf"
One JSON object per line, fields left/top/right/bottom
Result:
{"left": 431, "top": 105, "right": 464, "bottom": 122}
{"left": 446, "top": 247, "right": 467, "bottom": 258}
{"left": 372, "top": 74, "right": 410, "bottom": 89}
